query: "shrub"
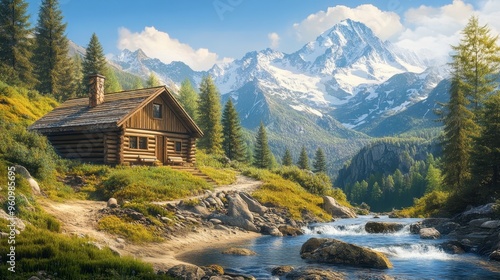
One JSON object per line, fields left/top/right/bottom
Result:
{"left": 243, "top": 167, "right": 331, "bottom": 221}
{"left": 396, "top": 190, "right": 449, "bottom": 218}
{"left": 275, "top": 166, "right": 332, "bottom": 195}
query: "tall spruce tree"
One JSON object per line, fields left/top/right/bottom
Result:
{"left": 197, "top": 75, "right": 223, "bottom": 154}
{"left": 297, "top": 146, "right": 310, "bottom": 170}
{"left": 441, "top": 77, "right": 477, "bottom": 191}
{"left": 253, "top": 121, "right": 273, "bottom": 169}
{"left": 82, "top": 33, "right": 106, "bottom": 79}
{"left": 452, "top": 16, "right": 500, "bottom": 113}
{"left": 32, "top": 0, "right": 71, "bottom": 96}
{"left": 0, "top": 0, "right": 35, "bottom": 86}
{"left": 313, "top": 147, "right": 327, "bottom": 173}
{"left": 70, "top": 54, "right": 84, "bottom": 97}
{"left": 441, "top": 16, "right": 500, "bottom": 192}
{"left": 282, "top": 148, "right": 293, "bottom": 166}
{"left": 471, "top": 92, "right": 500, "bottom": 190}
{"left": 222, "top": 99, "right": 246, "bottom": 161}
{"left": 178, "top": 79, "right": 198, "bottom": 119}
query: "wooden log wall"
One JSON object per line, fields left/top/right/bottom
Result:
{"left": 123, "top": 129, "right": 157, "bottom": 164}
{"left": 48, "top": 133, "right": 105, "bottom": 163}
{"left": 104, "top": 132, "right": 119, "bottom": 164}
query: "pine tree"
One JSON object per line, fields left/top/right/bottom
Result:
{"left": 452, "top": 16, "right": 500, "bottom": 112}
{"left": 471, "top": 92, "right": 500, "bottom": 190}
{"left": 132, "top": 76, "right": 143, "bottom": 89}
{"left": 178, "top": 79, "right": 198, "bottom": 119}
{"left": 441, "top": 78, "right": 477, "bottom": 191}
{"left": 70, "top": 54, "right": 84, "bottom": 97}
{"left": 297, "top": 146, "right": 310, "bottom": 170}
{"left": 282, "top": 148, "right": 293, "bottom": 166}
{"left": 253, "top": 121, "right": 273, "bottom": 169}
{"left": 146, "top": 72, "right": 161, "bottom": 87}
{"left": 197, "top": 75, "right": 223, "bottom": 154}
{"left": 104, "top": 66, "right": 122, "bottom": 93}
{"left": 222, "top": 99, "right": 246, "bottom": 161}
{"left": 32, "top": 0, "right": 71, "bottom": 96}
{"left": 313, "top": 147, "right": 327, "bottom": 173}
{"left": 82, "top": 33, "right": 106, "bottom": 79}
{"left": 0, "top": 0, "right": 35, "bottom": 86}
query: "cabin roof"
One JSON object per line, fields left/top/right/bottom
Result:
{"left": 29, "top": 86, "right": 203, "bottom": 137}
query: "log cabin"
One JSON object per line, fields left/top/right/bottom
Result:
{"left": 29, "top": 74, "right": 203, "bottom": 166}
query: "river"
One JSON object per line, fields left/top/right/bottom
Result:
{"left": 179, "top": 216, "right": 500, "bottom": 279}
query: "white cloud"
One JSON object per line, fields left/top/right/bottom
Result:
{"left": 268, "top": 32, "right": 280, "bottom": 49}
{"left": 117, "top": 26, "right": 229, "bottom": 71}
{"left": 292, "top": 4, "right": 403, "bottom": 42}
{"left": 395, "top": 0, "right": 475, "bottom": 63}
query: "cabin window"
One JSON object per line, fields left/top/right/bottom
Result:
{"left": 153, "top": 103, "right": 162, "bottom": 118}
{"left": 139, "top": 137, "right": 148, "bottom": 149}
{"left": 129, "top": 136, "right": 148, "bottom": 150}
{"left": 129, "top": 136, "right": 138, "bottom": 149}
{"left": 175, "top": 141, "right": 182, "bottom": 153}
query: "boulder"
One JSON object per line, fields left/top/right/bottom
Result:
{"left": 365, "top": 222, "right": 405, "bottom": 233}
{"left": 107, "top": 198, "right": 118, "bottom": 208}
{"left": 489, "top": 250, "right": 500, "bottom": 261}
{"left": 469, "top": 218, "right": 491, "bottom": 227}
{"left": 300, "top": 238, "right": 393, "bottom": 269}
{"left": 15, "top": 165, "right": 41, "bottom": 195}
{"left": 217, "top": 215, "right": 258, "bottom": 232}
{"left": 202, "top": 264, "right": 225, "bottom": 276}
{"left": 284, "top": 266, "right": 345, "bottom": 279}
{"left": 239, "top": 192, "right": 268, "bottom": 215}
{"left": 221, "top": 247, "right": 257, "bottom": 256}
{"left": 271, "top": 266, "right": 294, "bottom": 276}
{"left": 420, "top": 228, "right": 441, "bottom": 239}
{"left": 166, "top": 264, "right": 205, "bottom": 280}
{"left": 410, "top": 222, "right": 421, "bottom": 234}
{"left": 322, "top": 196, "right": 357, "bottom": 218}
{"left": 227, "top": 193, "right": 254, "bottom": 222}
{"left": 441, "top": 241, "right": 465, "bottom": 254}
{"left": 279, "top": 225, "right": 304, "bottom": 236}
{"left": 436, "top": 222, "right": 460, "bottom": 235}
{"left": 480, "top": 220, "right": 500, "bottom": 229}
{"left": 261, "top": 225, "right": 283, "bottom": 237}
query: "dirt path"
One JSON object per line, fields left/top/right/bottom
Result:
{"left": 39, "top": 174, "right": 262, "bottom": 270}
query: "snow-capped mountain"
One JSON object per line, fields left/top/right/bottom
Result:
{"left": 111, "top": 48, "right": 204, "bottom": 90}
{"left": 109, "top": 19, "right": 447, "bottom": 140}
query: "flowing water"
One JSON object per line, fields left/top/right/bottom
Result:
{"left": 179, "top": 216, "right": 500, "bottom": 279}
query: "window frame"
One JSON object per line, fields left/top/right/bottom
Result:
{"left": 175, "top": 141, "right": 182, "bottom": 153}
{"left": 129, "top": 136, "right": 148, "bottom": 150}
{"left": 139, "top": 137, "right": 148, "bottom": 150}
{"left": 153, "top": 103, "right": 162, "bottom": 119}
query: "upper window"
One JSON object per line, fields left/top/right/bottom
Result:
{"left": 153, "top": 103, "right": 162, "bottom": 118}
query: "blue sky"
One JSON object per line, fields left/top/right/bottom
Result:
{"left": 25, "top": 0, "right": 498, "bottom": 70}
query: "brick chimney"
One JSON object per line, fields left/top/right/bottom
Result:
{"left": 88, "top": 74, "right": 106, "bottom": 107}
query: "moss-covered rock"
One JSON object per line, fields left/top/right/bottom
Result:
{"left": 300, "top": 238, "right": 393, "bottom": 269}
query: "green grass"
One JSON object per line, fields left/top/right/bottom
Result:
{"left": 97, "top": 215, "right": 162, "bottom": 243}
{"left": 98, "top": 166, "right": 212, "bottom": 202}
{"left": 0, "top": 225, "right": 166, "bottom": 279}
{"left": 243, "top": 167, "right": 332, "bottom": 221}
{"left": 199, "top": 166, "right": 238, "bottom": 185}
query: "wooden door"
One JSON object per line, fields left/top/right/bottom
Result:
{"left": 156, "top": 135, "right": 165, "bottom": 163}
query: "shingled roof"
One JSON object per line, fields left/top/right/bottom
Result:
{"left": 29, "top": 86, "right": 203, "bottom": 137}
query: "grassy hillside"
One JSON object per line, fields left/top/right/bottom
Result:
{"left": 0, "top": 82, "right": 352, "bottom": 278}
